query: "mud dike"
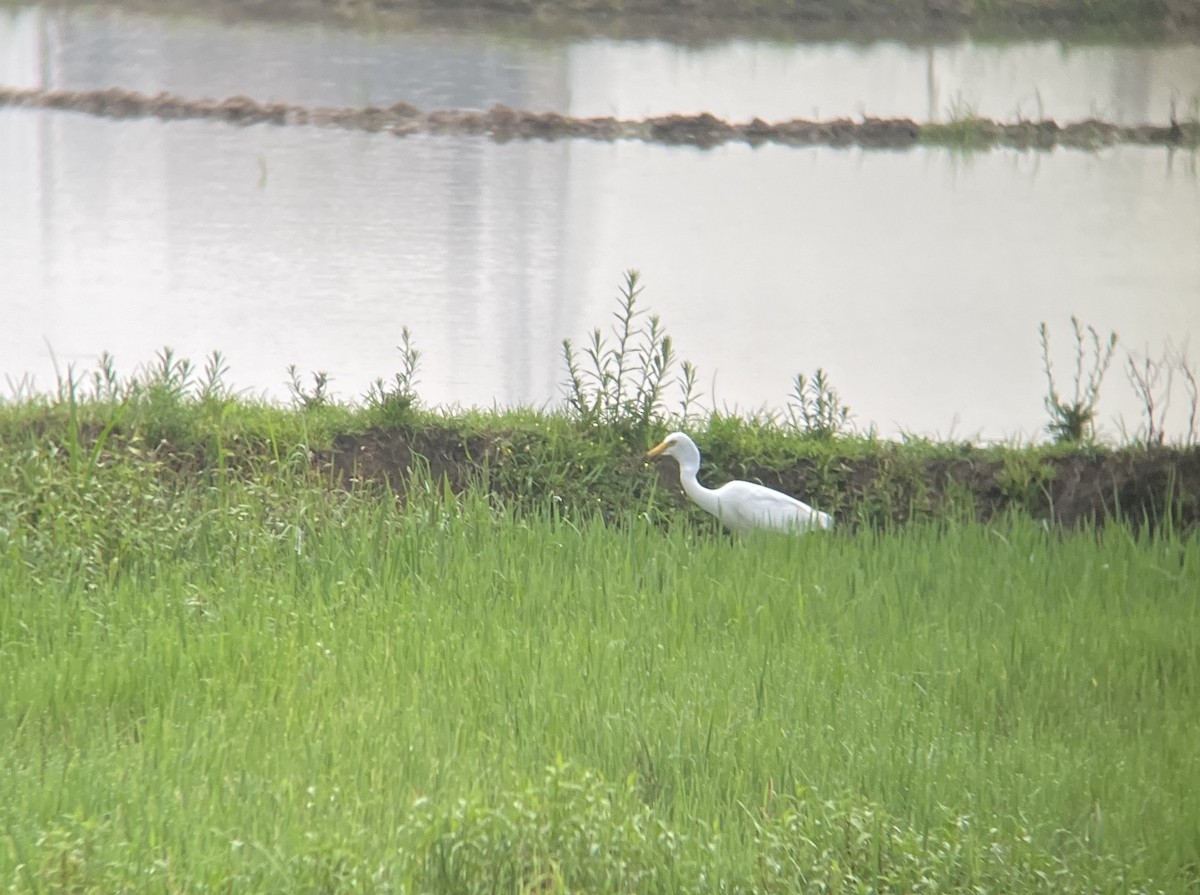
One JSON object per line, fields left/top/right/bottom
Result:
{"left": 1, "top": 86, "right": 1196, "bottom": 151}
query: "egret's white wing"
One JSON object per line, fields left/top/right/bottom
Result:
{"left": 714, "top": 481, "right": 828, "bottom": 533}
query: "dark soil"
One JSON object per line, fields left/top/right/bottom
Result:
{"left": 326, "top": 428, "right": 1200, "bottom": 531}
{"left": 753, "top": 448, "right": 1200, "bottom": 529}
{"left": 2, "top": 87, "right": 1195, "bottom": 150}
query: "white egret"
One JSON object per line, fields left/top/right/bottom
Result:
{"left": 646, "top": 431, "right": 833, "bottom": 534}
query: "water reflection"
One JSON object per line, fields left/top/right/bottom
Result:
{"left": 2, "top": 108, "right": 1197, "bottom": 440}
{"left": 2, "top": 4, "right": 1198, "bottom": 125}
{"left": 568, "top": 39, "right": 1200, "bottom": 125}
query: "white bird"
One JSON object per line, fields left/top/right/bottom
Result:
{"left": 646, "top": 431, "right": 833, "bottom": 534}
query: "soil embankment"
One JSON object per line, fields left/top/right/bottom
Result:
{"left": 2, "top": 87, "right": 1195, "bottom": 150}
{"left": 327, "top": 428, "right": 1200, "bottom": 530}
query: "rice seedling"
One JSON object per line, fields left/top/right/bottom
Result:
{"left": 1, "top": 433, "right": 1196, "bottom": 893}
{"left": 0, "top": 322, "right": 1196, "bottom": 890}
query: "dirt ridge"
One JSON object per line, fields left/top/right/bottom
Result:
{"left": 2, "top": 86, "right": 1195, "bottom": 150}
{"left": 329, "top": 429, "right": 1200, "bottom": 531}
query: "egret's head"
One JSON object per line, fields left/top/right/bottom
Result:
{"left": 646, "top": 431, "right": 699, "bottom": 464}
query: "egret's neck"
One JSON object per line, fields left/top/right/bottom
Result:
{"left": 675, "top": 455, "right": 721, "bottom": 517}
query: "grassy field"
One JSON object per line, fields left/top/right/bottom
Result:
{"left": 1, "top": 395, "right": 1197, "bottom": 893}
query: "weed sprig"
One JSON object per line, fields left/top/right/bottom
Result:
{"left": 1039, "top": 317, "right": 1118, "bottom": 444}
{"left": 562, "top": 269, "right": 682, "bottom": 439}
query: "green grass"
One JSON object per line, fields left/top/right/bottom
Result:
{"left": 0, "top": 352, "right": 1196, "bottom": 891}
{"left": 1, "top": 422, "right": 1197, "bottom": 892}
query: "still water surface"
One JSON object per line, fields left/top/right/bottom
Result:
{"left": 2, "top": 5, "right": 1199, "bottom": 440}
{"left": 4, "top": 108, "right": 1197, "bottom": 440}
{"left": 4, "top": 5, "right": 1199, "bottom": 123}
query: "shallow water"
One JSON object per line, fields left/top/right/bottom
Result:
{"left": 3, "top": 104, "right": 1197, "bottom": 440}
{"left": 3, "top": 5, "right": 1199, "bottom": 124}
{"left": 2, "top": 5, "right": 1199, "bottom": 441}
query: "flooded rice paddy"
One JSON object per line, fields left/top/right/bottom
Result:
{"left": 2, "top": 3, "right": 1198, "bottom": 440}
{"left": 4, "top": 5, "right": 1200, "bottom": 124}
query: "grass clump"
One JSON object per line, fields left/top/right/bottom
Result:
{"left": 6, "top": 345, "right": 357, "bottom": 466}
{"left": 1039, "top": 316, "right": 1119, "bottom": 445}
{"left": 919, "top": 97, "right": 998, "bottom": 149}
{"left": 787, "top": 367, "right": 853, "bottom": 440}
{"left": 562, "top": 269, "right": 684, "bottom": 441}
{"left": 363, "top": 325, "right": 424, "bottom": 429}
{"left": 1, "top": 464, "right": 1197, "bottom": 893}
{"left": 996, "top": 450, "right": 1058, "bottom": 509}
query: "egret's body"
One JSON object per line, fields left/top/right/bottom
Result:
{"left": 647, "top": 432, "right": 833, "bottom": 534}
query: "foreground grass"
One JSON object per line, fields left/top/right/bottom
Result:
{"left": 1, "top": 427, "right": 1197, "bottom": 892}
